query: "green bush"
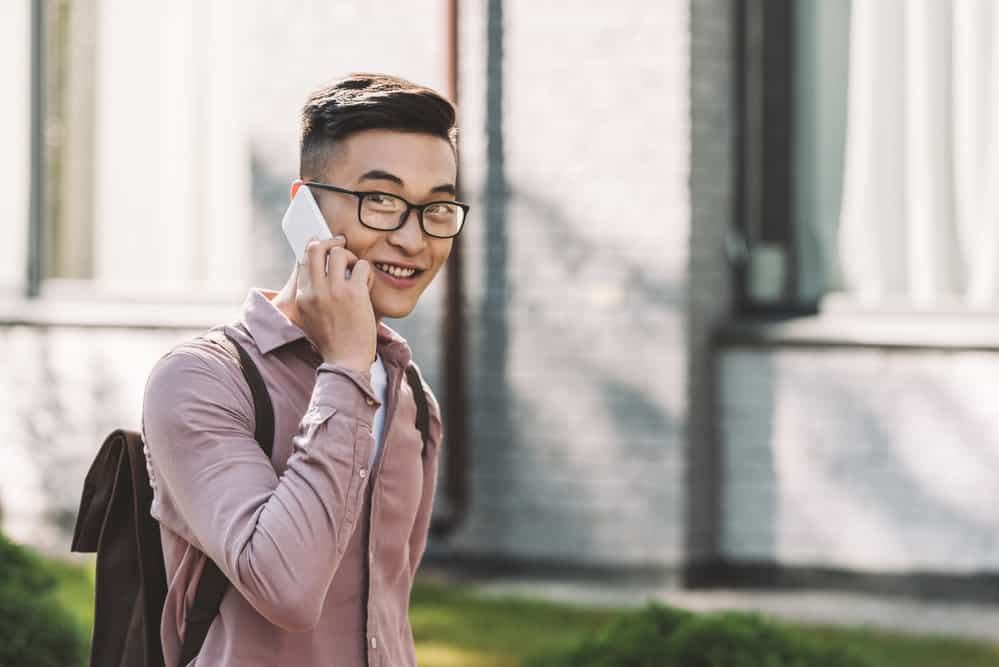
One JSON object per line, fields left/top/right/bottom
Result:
{"left": 0, "top": 533, "right": 88, "bottom": 667}
{"left": 525, "top": 602, "right": 872, "bottom": 667}
{"left": 665, "top": 611, "right": 870, "bottom": 667}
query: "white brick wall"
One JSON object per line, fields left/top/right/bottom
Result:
{"left": 4, "top": 0, "right": 713, "bottom": 574}
{"left": 0, "top": 325, "right": 205, "bottom": 553}
{"left": 446, "top": 0, "right": 692, "bottom": 567}
{"left": 720, "top": 344, "right": 999, "bottom": 573}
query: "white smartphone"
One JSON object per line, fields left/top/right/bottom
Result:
{"left": 281, "top": 185, "right": 351, "bottom": 277}
{"left": 281, "top": 184, "right": 333, "bottom": 263}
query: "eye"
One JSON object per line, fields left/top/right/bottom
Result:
{"left": 363, "top": 193, "right": 403, "bottom": 211}
{"left": 423, "top": 203, "right": 461, "bottom": 224}
{"left": 426, "top": 203, "right": 453, "bottom": 216}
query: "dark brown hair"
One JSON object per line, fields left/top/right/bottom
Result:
{"left": 300, "top": 73, "right": 457, "bottom": 179}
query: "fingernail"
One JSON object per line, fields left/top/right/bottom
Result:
{"left": 335, "top": 234, "right": 346, "bottom": 242}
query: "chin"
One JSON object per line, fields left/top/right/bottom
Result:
{"left": 374, "top": 299, "right": 417, "bottom": 320}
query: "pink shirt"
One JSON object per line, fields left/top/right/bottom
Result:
{"left": 141, "top": 288, "right": 441, "bottom": 666}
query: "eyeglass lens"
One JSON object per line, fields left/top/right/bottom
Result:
{"left": 360, "top": 193, "right": 464, "bottom": 237}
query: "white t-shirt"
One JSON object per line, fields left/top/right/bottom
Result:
{"left": 369, "top": 353, "right": 389, "bottom": 468}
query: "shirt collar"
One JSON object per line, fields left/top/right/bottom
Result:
{"left": 240, "top": 287, "right": 413, "bottom": 367}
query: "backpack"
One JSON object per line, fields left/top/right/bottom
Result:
{"left": 71, "top": 325, "right": 431, "bottom": 667}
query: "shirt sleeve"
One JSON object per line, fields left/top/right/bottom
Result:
{"left": 141, "top": 346, "right": 381, "bottom": 632}
{"left": 404, "top": 363, "right": 444, "bottom": 576}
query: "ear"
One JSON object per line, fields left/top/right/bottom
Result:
{"left": 290, "top": 179, "right": 304, "bottom": 200}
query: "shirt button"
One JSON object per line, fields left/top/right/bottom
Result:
{"left": 365, "top": 396, "right": 376, "bottom": 406}
{"left": 359, "top": 468, "right": 367, "bottom": 479}
{"left": 370, "top": 636, "right": 378, "bottom": 649}
{"left": 369, "top": 550, "right": 375, "bottom": 564}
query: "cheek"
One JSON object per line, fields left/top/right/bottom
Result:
{"left": 320, "top": 200, "right": 352, "bottom": 234}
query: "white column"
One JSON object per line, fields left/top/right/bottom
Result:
{"left": 93, "top": 0, "right": 248, "bottom": 300}
{"left": 838, "top": 0, "right": 999, "bottom": 310}
{"left": 905, "top": 0, "right": 962, "bottom": 306}
{"left": 954, "top": 0, "right": 999, "bottom": 306}
{"left": 0, "top": 0, "right": 30, "bottom": 297}
{"left": 838, "top": 0, "right": 909, "bottom": 304}
{"left": 200, "top": 0, "right": 251, "bottom": 290}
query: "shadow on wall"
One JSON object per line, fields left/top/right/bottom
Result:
{"left": 462, "top": 0, "right": 689, "bottom": 557}
{"left": 464, "top": 179, "right": 686, "bottom": 566}
{"left": 783, "top": 359, "right": 999, "bottom": 570}
{"left": 721, "top": 347, "right": 999, "bottom": 587}
{"left": 513, "top": 188, "right": 686, "bottom": 313}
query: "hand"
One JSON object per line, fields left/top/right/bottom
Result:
{"left": 291, "top": 235, "right": 377, "bottom": 373}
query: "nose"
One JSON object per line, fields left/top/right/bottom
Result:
{"left": 387, "top": 208, "right": 427, "bottom": 254}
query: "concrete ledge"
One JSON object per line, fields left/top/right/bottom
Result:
{"left": 719, "top": 314, "right": 999, "bottom": 351}
{"left": 421, "top": 548, "right": 683, "bottom": 588}
{"left": 424, "top": 549, "right": 999, "bottom": 605}
{"left": 686, "top": 560, "right": 999, "bottom": 605}
{"left": 0, "top": 298, "right": 240, "bottom": 330}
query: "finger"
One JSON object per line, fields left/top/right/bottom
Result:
{"left": 351, "top": 259, "right": 372, "bottom": 288}
{"left": 297, "top": 239, "right": 319, "bottom": 295}
{"left": 305, "top": 238, "right": 333, "bottom": 288}
{"left": 302, "top": 234, "right": 340, "bottom": 262}
{"left": 328, "top": 246, "right": 354, "bottom": 284}
{"left": 329, "top": 235, "right": 353, "bottom": 277}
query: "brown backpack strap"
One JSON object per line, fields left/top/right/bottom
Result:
{"left": 205, "top": 325, "right": 275, "bottom": 456}
{"left": 178, "top": 326, "right": 274, "bottom": 666}
{"left": 405, "top": 365, "right": 431, "bottom": 456}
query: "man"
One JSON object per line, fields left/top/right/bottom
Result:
{"left": 141, "top": 73, "right": 465, "bottom": 666}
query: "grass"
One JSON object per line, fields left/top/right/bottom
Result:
{"left": 409, "top": 577, "right": 999, "bottom": 667}
{"left": 410, "top": 577, "right": 618, "bottom": 666}
{"left": 46, "top": 556, "right": 96, "bottom": 636}
{"left": 785, "top": 623, "right": 999, "bottom": 667}
{"left": 42, "top": 557, "right": 999, "bottom": 667}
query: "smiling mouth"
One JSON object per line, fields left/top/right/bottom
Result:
{"left": 373, "top": 262, "right": 424, "bottom": 280}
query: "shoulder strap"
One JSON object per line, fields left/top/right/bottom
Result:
{"left": 205, "top": 325, "right": 275, "bottom": 457}
{"left": 178, "top": 326, "right": 274, "bottom": 666}
{"left": 405, "top": 365, "right": 431, "bottom": 456}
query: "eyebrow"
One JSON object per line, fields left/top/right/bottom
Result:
{"left": 358, "top": 169, "right": 456, "bottom": 197}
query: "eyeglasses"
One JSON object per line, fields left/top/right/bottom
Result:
{"left": 303, "top": 181, "right": 470, "bottom": 239}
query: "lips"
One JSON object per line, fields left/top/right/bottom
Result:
{"left": 373, "top": 261, "right": 421, "bottom": 279}
{"left": 373, "top": 261, "right": 424, "bottom": 287}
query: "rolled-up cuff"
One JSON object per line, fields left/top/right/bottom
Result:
{"left": 313, "top": 363, "right": 380, "bottom": 427}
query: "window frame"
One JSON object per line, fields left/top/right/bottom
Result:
{"left": 734, "top": 0, "right": 817, "bottom": 317}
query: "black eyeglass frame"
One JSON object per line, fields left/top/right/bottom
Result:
{"left": 303, "top": 181, "right": 471, "bottom": 239}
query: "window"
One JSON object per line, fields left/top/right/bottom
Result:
{"left": 44, "top": 0, "right": 97, "bottom": 283}
{"left": 25, "top": 0, "right": 252, "bottom": 303}
{"left": 736, "top": 0, "right": 999, "bottom": 314}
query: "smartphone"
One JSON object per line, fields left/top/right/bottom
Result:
{"left": 281, "top": 184, "right": 333, "bottom": 263}
{"left": 281, "top": 185, "right": 352, "bottom": 277}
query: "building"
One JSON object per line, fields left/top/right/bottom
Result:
{"left": 2, "top": 0, "right": 997, "bottom": 600}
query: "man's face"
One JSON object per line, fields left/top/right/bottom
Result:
{"left": 306, "top": 128, "right": 457, "bottom": 321}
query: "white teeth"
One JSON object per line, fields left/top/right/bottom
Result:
{"left": 375, "top": 262, "right": 417, "bottom": 278}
